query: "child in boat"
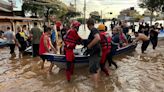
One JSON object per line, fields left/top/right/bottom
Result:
{"left": 133, "top": 32, "right": 149, "bottom": 53}
{"left": 39, "top": 27, "right": 57, "bottom": 73}
{"left": 98, "top": 24, "right": 112, "bottom": 76}
{"left": 63, "top": 21, "right": 82, "bottom": 82}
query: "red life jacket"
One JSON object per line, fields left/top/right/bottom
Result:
{"left": 64, "top": 29, "right": 81, "bottom": 49}
{"left": 39, "top": 33, "right": 51, "bottom": 55}
{"left": 100, "top": 32, "right": 112, "bottom": 49}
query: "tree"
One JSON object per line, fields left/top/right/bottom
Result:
{"left": 139, "top": 0, "right": 163, "bottom": 25}
{"left": 22, "top": 0, "right": 67, "bottom": 19}
{"left": 60, "top": 3, "right": 81, "bottom": 19}
{"left": 90, "top": 11, "right": 101, "bottom": 21}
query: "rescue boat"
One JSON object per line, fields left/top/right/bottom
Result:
{"left": 158, "top": 30, "right": 164, "bottom": 40}
{"left": 0, "top": 39, "right": 7, "bottom": 48}
{"left": 25, "top": 43, "right": 137, "bottom": 68}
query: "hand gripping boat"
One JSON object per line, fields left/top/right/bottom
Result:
{"left": 25, "top": 43, "right": 137, "bottom": 68}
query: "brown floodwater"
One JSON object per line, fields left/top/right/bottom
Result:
{"left": 0, "top": 41, "right": 164, "bottom": 92}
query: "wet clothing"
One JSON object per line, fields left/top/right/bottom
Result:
{"left": 106, "top": 33, "right": 119, "bottom": 69}
{"left": 16, "top": 32, "right": 27, "bottom": 52}
{"left": 150, "top": 37, "right": 157, "bottom": 50}
{"left": 150, "top": 29, "right": 159, "bottom": 49}
{"left": 144, "top": 26, "right": 149, "bottom": 36}
{"left": 111, "top": 33, "right": 120, "bottom": 51}
{"left": 30, "top": 27, "right": 43, "bottom": 57}
{"left": 63, "top": 28, "right": 81, "bottom": 81}
{"left": 4, "top": 30, "right": 15, "bottom": 44}
{"left": 99, "top": 32, "right": 111, "bottom": 64}
{"left": 141, "top": 40, "right": 150, "bottom": 53}
{"left": 87, "top": 28, "right": 101, "bottom": 74}
{"left": 30, "top": 27, "right": 43, "bottom": 44}
{"left": 32, "top": 44, "right": 39, "bottom": 57}
{"left": 4, "top": 30, "right": 15, "bottom": 54}
{"left": 87, "top": 28, "right": 101, "bottom": 56}
{"left": 89, "top": 54, "right": 101, "bottom": 74}
{"left": 64, "top": 29, "right": 81, "bottom": 61}
{"left": 119, "top": 33, "right": 128, "bottom": 47}
{"left": 39, "top": 33, "right": 51, "bottom": 62}
{"left": 39, "top": 33, "right": 51, "bottom": 55}
{"left": 99, "top": 32, "right": 112, "bottom": 76}
{"left": 8, "top": 44, "right": 15, "bottom": 54}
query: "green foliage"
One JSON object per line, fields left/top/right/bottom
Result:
{"left": 139, "top": 0, "right": 164, "bottom": 25}
{"left": 22, "top": 0, "right": 68, "bottom": 18}
{"left": 89, "top": 11, "right": 101, "bottom": 21}
{"left": 139, "top": 0, "right": 163, "bottom": 12}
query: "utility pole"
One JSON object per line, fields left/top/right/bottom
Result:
{"left": 101, "top": 10, "right": 102, "bottom": 19}
{"left": 74, "top": 0, "right": 76, "bottom": 12}
{"left": 84, "top": 0, "right": 86, "bottom": 31}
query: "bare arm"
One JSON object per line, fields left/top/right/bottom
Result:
{"left": 49, "top": 39, "right": 57, "bottom": 53}
{"left": 154, "top": 29, "right": 160, "bottom": 33}
{"left": 87, "top": 33, "right": 100, "bottom": 49}
{"left": 133, "top": 37, "right": 140, "bottom": 43}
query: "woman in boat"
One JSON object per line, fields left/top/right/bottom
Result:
{"left": 39, "top": 27, "right": 56, "bottom": 73}
{"left": 63, "top": 21, "right": 82, "bottom": 82}
{"left": 98, "top": 24, "right": 112, "bottom": 76}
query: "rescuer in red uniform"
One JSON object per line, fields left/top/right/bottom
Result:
{"left": 63, "top": 21, "right": 82, "bottom": 82}
{"left": 98, "top": 24, "right": 112, "bottom": 76}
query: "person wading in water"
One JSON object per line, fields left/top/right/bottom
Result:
{"left": 63, "top": 21, "right": 82, "bottom": 82}
{"left": 84, "top": 18, "right": 101, "bottom": 88}
{"left": 133, "top": 32, "right": 150, "bottom": 53}
{"left": 39, "top": 27, "right": 57, "bottom": 73}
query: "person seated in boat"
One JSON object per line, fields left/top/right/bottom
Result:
{"left": 133, "top": 32, "right": 149, "bottom": 53}
{"left": 118, "top": 27, "right": 128, "bottom": 47}
{"left": 63, "top": 21, "right": 82, "bottom": 82}
{"left": 98, "top": 24, "right": 112, "bottom": 76}
{"left": 39, "top": 27, "right": 57, "bottom": 73}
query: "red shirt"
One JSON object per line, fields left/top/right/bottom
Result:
{"left": 56, "top": 21, "right": 62, "bottom": 28}
{"left": 39, "top": 33, "right": 51, "bottom": 55}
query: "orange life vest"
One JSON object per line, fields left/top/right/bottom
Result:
{"left": 100, "top": 32, "right": 112, "bottom": 49}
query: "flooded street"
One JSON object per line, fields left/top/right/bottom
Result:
{"left": 0, "top": 41, "right": 164, "bottom": 92}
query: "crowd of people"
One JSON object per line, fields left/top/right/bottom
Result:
{"left": 1, "top": 18, "right": 163, "bottom": 88}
